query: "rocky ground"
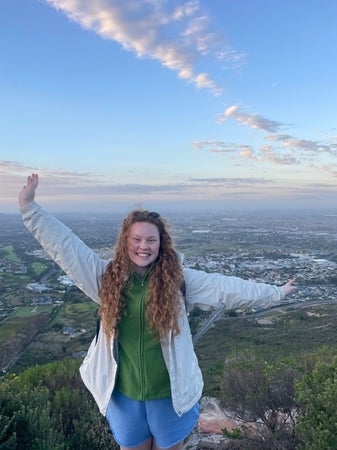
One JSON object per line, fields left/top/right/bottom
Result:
{"left": 183, "top": 397, "right": 242, "bottom": 449}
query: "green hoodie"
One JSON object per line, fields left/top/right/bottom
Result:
{"left": 115, "top": 272, "right": 171, "bottom": 400}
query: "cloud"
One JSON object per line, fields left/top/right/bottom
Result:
{"left": 3, "top": 159, "right": 337, "bottom": 213}
{"left": 314, "top": 165, "right": 337, "bottom": 178}
{"left": 0, "top": 160, "right": 99, "bottom": 184}
{"left": 0, "top": 160, "right": 104, "bottom": 196}
{"left": 217, "top": 105, "right": 285, "bottom": 133}
{"left": 1, "top": 159, "right": 275, "bottom": 204}
{"left": 259, "top": 145, "right": 300, "bottom": 165}
{"left": 193, "top": 140, "right": 238, "bottom": 153}
{"left": 198, "top": 103, "right": 337, "bottom": 169}
{"left": 193, "top": 141, "right": 298, "bottom": 165}
{"left": 1, "top": 160, "right": 193, "bottom": 197}
{"left": 45, "top": 0, "right": 243, "bottom": 95}
{"left": 266, "top": 134, "right": 337, "bottom": 154}
{"left": 209, "top": 100, "right": 337, "bottom": 175}
{"left": 189, "top": 177, "right": 272, "bottom": 186}
{"left": 0, "top": 160, "right": 38, "bottom": 175}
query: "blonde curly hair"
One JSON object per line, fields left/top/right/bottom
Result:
{"left": 98, "top": 210, "right": 183, "bottom": 339}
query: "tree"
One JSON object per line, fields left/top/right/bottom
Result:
{"left": 220, "top": 352, "right": 301, "bottom": 449}
{"left": 295, "top": 346, "right": 337, "bottom": 449}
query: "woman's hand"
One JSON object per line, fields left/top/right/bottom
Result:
{"left": 18, "top": 173, "right": 39, "bottom": 208}
{"left": 281, "top": 278, "right": 296, "bottom": 296}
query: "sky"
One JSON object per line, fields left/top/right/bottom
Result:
{"left": 1, "top": 0, "right": 337, "bottom": 214}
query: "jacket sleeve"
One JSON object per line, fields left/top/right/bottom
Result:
{"left": 20, "top": 201, "right": 108, "bottom": 304}
{"left": 183, "top": 267, "right": 285, "bottom": 311}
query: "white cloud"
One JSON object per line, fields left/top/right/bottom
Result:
{"left": 189, "top": 177, "right": 271, "bottom": 186}
{"left": 266, "top": 134, "right": 337, "bottom": 154}
{"left": 44, "top": 0, "right": 243, "bottom": 95}
{"left": 212, "top": 104, "right": 337, "bottom": 170}
{"left": 193, "top": 140, "right": 237, "bottom": 153}
{"left": 194, "top": 140, "right": 301, "bottom": 166}
{"left": 2, "top": 159, "right": 337, "bottom": 213}
{"left": 217, "top": 105, "right": 285, "bottom": 133}
{"left": 259, "top": 145, "right": 299, "bottom": 165}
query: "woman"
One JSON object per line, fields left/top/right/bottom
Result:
{"left": 18, "top": 173, "right": 295, "bottom": 450}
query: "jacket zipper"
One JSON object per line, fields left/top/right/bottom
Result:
{"left": 138, "top": 280, "right": 146, "bottom": 399}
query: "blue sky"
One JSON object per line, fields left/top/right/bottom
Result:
{"left": 1, "top": 0, "right": 337, "bottom": 213}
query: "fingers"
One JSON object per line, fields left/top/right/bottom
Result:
{"left": 27, "top": 173, "right": 39, "bottom": 188}
{"left": 286, "top": 278, "right": 296, "bottom": 287}
{"left": 19, "top": 174, "right": 39, "bottom": 207}
{"left": 283, "top": 278, "right": 297, "bottom": 296}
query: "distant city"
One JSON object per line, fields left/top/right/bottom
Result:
{"left": 1, "top": 208, "right": 337, "bottom": 304}
{"left": 1, "top": 208, "right": 337, "bottom": 372}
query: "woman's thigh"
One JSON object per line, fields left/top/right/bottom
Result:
{"left": 152, "top": 440, "right": 183, "bottom": 450}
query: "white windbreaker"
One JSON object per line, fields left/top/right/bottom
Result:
{"left": 21, "top": 202, "right": 285, "bottom": 416}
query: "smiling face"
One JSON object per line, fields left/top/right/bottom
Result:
{"left": 127, "top": 222, "right": 160, "bottom": 276}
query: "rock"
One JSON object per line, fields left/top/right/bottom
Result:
{"left": 183, "top": 396, "right": 235, "bottom": 449}
{"left": 183, "top": 431, "right": 227, "bottom": 449}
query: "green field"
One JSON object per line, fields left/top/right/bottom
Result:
{"left": 0, "top": 316, "right": 31, "bottom": 341}
{"left": 12, "top": 305, "right": 55, "bottom": 317}
{"left": 0, "top": 245, "right": 20, "bottom": 262}
{"left": 31, "top": 261, "right": 49, "bottom": 276}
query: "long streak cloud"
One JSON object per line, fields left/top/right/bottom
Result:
{"left": 45, "top": 0, "right": 243, "bottom": 94}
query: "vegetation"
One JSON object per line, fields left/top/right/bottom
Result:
{"left": 295, "top": 347, "right": 337, "bottom": 449}
{"left": 2, "top": 345, "right": 337, "bottom": 448}
{"left": 1, "top": 284, "right": 98, "bottom": 373}
{"left": 0, "top": 360, "right": 118, "bottom": 449}
{"left": 220, "top": 353, "right": 301, "bottom": 448}
{"left": 0, "top": 245, "right": 21, "bottom": 263}
{"left": 194, "top": 303, "right": 337, "bottom": 397}
{"left": 216, "top": 346, "right": 337, "bottom": 449}
{"left": 2, "top": 213, "right": 337, "bottom": 447}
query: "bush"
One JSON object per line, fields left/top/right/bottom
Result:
{"left": 0, "top": 360, "right": 118, "bottom": 449}
{"left": 295, "top": 347, "right": 337, "bottom": 449}
{"left": 220, "top": 352, "right": 301, "bottom": 449}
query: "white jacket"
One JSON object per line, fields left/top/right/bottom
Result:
{"left": 21, "top": 202, "right": 285, "bottom": 416}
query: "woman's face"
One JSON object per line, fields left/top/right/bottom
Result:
{"left": 127, "top": 222, "right": 160, "bottom": 276}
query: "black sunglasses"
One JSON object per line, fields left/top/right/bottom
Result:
{"left": 133, "top": 210, "right": 160, "bottom": 220}
{"left": 148, "top": 211, "right": 160, "bottom": 219}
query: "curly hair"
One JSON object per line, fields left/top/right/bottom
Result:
{"left": 98, "top": 209, "right": 183, "bottom": 340}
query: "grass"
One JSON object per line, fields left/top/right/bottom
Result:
{"left": 64, "top": 302, "right": 95, "bottom": 316}
{"left": 0, "top": 245, "right": 20, "bottom": 262}
{"left": 13, "top": 305, "right": 55, "bottom": 318}
{"left": 194, "top": 303, "right": 337, "bottom": 396}
{"left": 0, "top": 317, "right": 31, "bottom": 341}
{"left": 31, "top": 262, "right": 49, "bottom": 276}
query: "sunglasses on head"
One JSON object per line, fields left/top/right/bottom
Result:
{"left": 148, "top": 211, "right": 160, "bottom": 219}
{"left": 133, "top": 210, "right": 160, "bottom": 220}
